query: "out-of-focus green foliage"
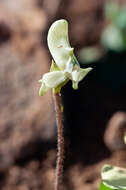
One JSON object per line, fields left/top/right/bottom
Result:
{"left": 116, "top": 7, "right": 126, "bottom": 30}
{"left": 102, "top": 0, "right": 126, "bottom": 52}
{"left": 78, "top": 0, "right": 126, "bottom": 64}
{"left": 101, "top": 25, "right": 124, "bottom": 52}
{"left": 78, "top": 47, "right": 102, "bottom": 63}
{"left": 105, "top": 0, "right": 119, "bottom": 23}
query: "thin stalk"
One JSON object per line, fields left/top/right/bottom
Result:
{"left": 53, "top": 92, "right": 64, "bottom": 190}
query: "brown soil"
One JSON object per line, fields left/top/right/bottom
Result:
{"left": 0, "top": 0, "right": 126, "bottom": 190}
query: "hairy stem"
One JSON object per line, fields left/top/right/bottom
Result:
{"left": 53, "top": 92, "right": 64, "bottom": 190}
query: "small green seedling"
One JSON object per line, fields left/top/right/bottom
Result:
{"left": 39, "top": 19, "right": 92, "bottom": 190}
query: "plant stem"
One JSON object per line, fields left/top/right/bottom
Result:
{"left": 53, "top": 92, "right": 64, "bottom": 190}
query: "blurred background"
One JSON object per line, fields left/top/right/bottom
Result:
{"left": 0, "top": 0, "right": 126, "bottom": 190}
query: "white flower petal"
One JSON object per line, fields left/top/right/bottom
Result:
{"left": 43, "top": 71, "right": 67, "bottom": 88}
{"left": 47, "top": 19, "right": 78, "bottom": 69}
{"left": 71, "top": 67, "right": 92, "bottom": 82}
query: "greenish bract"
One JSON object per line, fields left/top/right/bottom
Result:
{"left": 39, "top": 19, "right": 92, "bottom": 96}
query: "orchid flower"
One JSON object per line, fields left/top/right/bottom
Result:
{"left": 39, "top": 19, "right": 92, "bottom": 96}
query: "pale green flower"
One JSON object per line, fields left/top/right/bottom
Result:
{"left": 39, "top": 19, "right": 92, "bottom": 96}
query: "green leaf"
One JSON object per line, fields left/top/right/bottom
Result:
{"left": 100, "top": 182, "right": 114, "bottom": 190}
{"left": 101, "top": 165, "right": 126, "bottom": 190}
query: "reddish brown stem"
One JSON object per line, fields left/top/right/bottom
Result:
{"left": 53, "top": 92, "right": 64, "bottom": 190}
